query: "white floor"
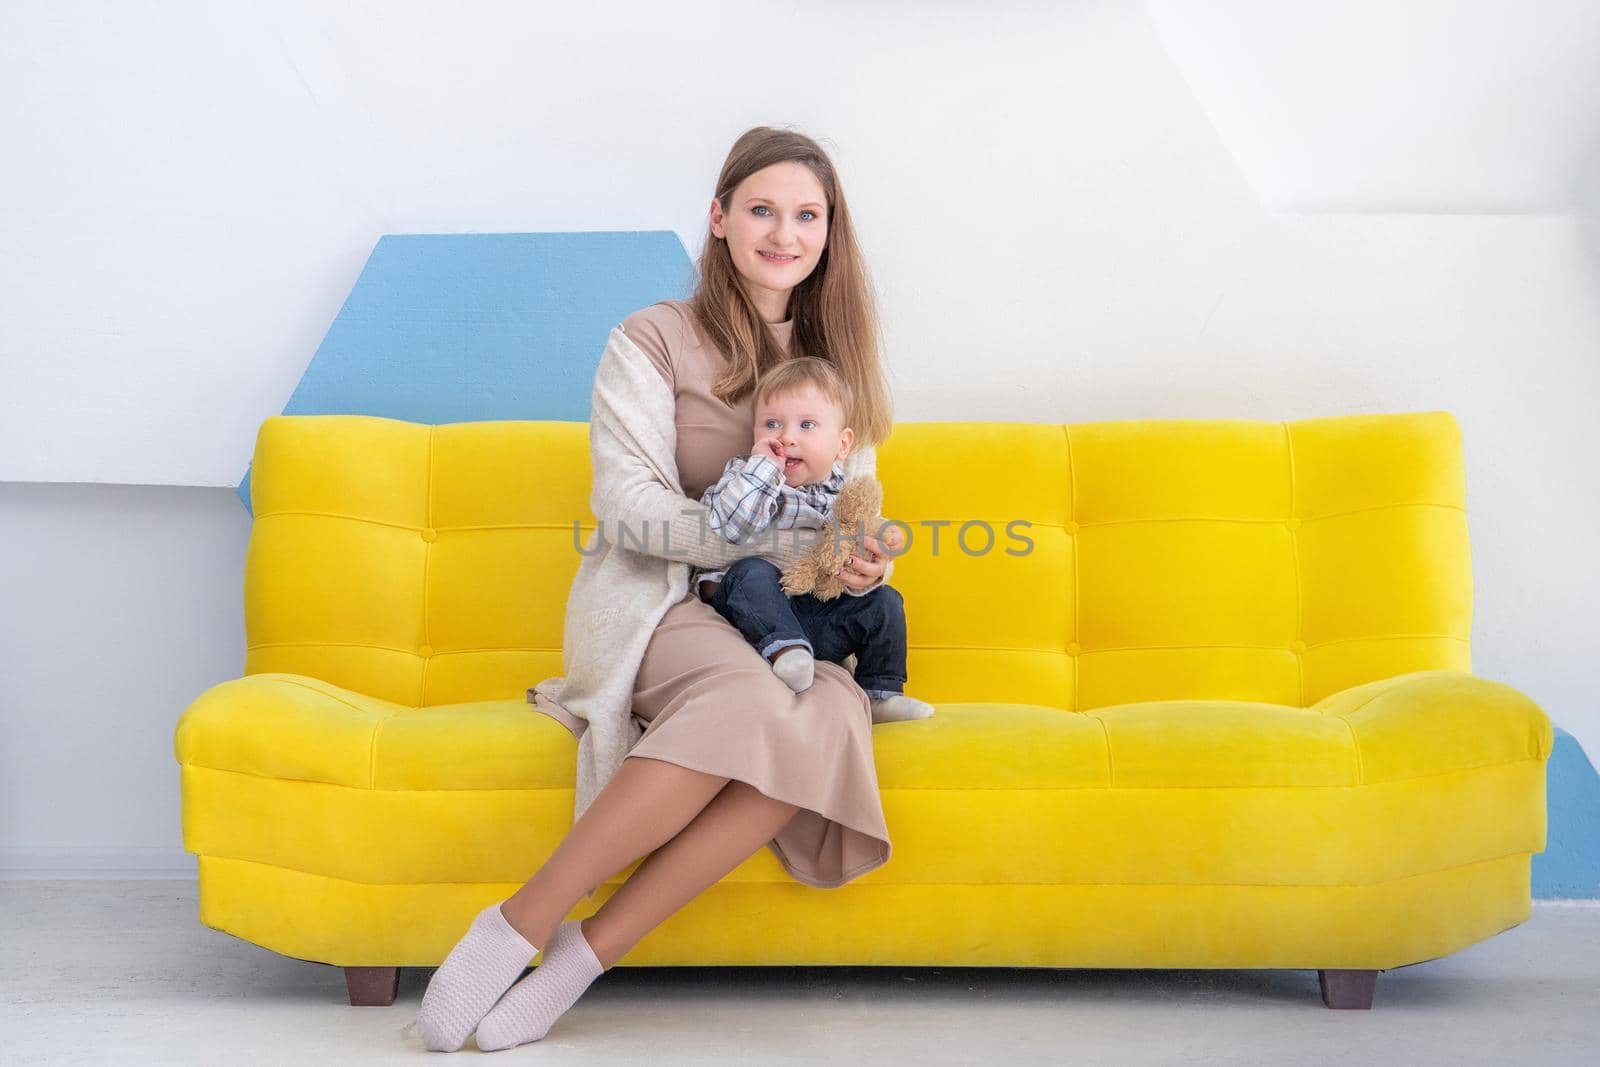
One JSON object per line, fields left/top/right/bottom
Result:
{"left": 2, "top": 880, "right": 1596, "bottom": 1065}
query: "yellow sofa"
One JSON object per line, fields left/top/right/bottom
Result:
{"left": 173, "top": 409, "right": 1552, "bottom": 1010}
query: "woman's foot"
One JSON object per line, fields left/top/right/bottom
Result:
{"left": 770, "top": 645, "right": 814, "bottom": 692}
{"left": 474, "top": 917, "right": 608, "bottom": 1050}
{"left": 408, "top": 901, "right": 543, "bottom": 1051}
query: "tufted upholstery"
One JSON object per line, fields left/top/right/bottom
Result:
{"left": 880, "top": 413, "right": 1474, "bottom": 711}
{"left": 175, "top": 409, "right": 1552, "bottom": 1002}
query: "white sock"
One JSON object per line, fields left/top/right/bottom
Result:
{"left": 770, "top": 646, "right": 815, "bottom": 692}
{"left": 869, "top": 693, "right": 935, "bottom": 723}
{"left": 474, "top": 918, "right": 607, "bottom": 1051}
{"left": 403, "top": 901, "right": 541, "bottom": 1052}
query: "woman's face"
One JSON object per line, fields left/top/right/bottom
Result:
{"left": 710, "top": 161, "right": 829, "bottom": 321}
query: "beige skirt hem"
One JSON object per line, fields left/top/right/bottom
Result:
{"left": 620, "top": 744, "right": 893, "bottom": 889}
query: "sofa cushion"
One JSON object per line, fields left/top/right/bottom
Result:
{"left": 176, "top": 669, "right": 1548, "bottom": 794}
{"left": 175, "top": 668, "right": 1550, "bottom": 889}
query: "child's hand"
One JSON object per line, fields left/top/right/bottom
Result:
{"left": 753, "top": 436, "right": 786, "bottom": 463}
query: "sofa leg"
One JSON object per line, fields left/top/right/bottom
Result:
{"left": 345, "top": 966, "right": 400, "bottom": 1007}
{"left": 1318, "top": 969, "right": 1377, "bottom": 1009}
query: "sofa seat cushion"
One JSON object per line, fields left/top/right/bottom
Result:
{"left": 174, "top": 669, "right": 1550, "bottom": 889}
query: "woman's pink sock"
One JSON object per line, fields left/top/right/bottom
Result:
{"left": 405, "top": 901, "right": 541, "bottom": 1052}
{"left": 474, "top": 918, "right": 607, "bottom": 1050}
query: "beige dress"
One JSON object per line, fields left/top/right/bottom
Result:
{"left": 570, "top": 298, "right": 892, "bottom": 888}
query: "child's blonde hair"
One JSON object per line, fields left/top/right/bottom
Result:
{"left": 753, "top": 356, "right": 855, "bottom": 425}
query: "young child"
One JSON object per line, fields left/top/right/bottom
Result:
{"left": 690, "top": 356, "right": 933, "bottom": 724}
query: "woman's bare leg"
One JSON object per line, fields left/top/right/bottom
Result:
{"left": 577, "top": 778, "right": 801, "bottom": 970}
{"left": 499, "top": 755, "right": 731, "bottom": 951}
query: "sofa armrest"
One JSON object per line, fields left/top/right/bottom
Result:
{"left": 174, "top": 672, "right": 405, "bottom": 789}
{"left": 1311, "top": 669, "right": 1553, "bottom": 785}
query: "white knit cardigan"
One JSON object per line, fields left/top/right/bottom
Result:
{"left": 527, "top": 323, "right": 893, "bottom": 839}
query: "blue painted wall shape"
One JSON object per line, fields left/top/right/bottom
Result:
{"left": 231, "top": 229, "right": 1600, "bottom": 899}
{"left": 1536, "top": 727, "right": 1600, "bottom": 899}
{"left": 234, "top": 230, "right": 695, "bottom": 513}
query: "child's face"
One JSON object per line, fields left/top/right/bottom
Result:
{"left": 754, "top": 383, "right": 854, "bottom": 487}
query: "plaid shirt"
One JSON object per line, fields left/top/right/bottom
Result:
{"left": 691, "top": 453, "right": 849, "bottom": 591}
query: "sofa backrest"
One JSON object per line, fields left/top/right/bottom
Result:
{"left": 877, "top": 412, "right": 1471, "bottom": 710}
{"left": 244, "top": 410, "right": 1471, "bottom": 709}
{"left": 245, "top": 416, "right": 591, "bottom": 708}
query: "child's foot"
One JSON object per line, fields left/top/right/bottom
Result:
{"left": 770, "top": 645, "right": 815, "bottom": 692}
{"left": 869, "top": 693, "right": 935, "bottom": 723}
{"left": 405, "top": 901, "right": 542, "bottom": 1051}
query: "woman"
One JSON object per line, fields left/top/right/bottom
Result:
{"left": 413, "top": 126, "right": 906, "bottom": 1052}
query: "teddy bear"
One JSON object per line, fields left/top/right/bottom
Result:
{"left": 778, "top": 474, "right": 889, "bottom": 600}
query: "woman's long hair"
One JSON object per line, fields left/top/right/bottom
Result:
{"left": 688, "top": 126, "right": 894, "bottom": 449}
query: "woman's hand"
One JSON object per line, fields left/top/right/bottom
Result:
{"left": 834, "top": 525, "right": 906, "bottom": 592}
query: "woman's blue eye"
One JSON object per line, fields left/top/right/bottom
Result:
{"left": 752, "top": 206, "right": 818, "bottom": 221}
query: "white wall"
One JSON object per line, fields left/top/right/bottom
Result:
{"left": 2, "top": 0, "right": 1597, "bottom": 875}
{"left": 1147, "top": 0, "right": 1600, "bottom": 215}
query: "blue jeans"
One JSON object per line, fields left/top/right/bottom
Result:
{"left": 707, "top": 556, "right": 908, "bottom": 699}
